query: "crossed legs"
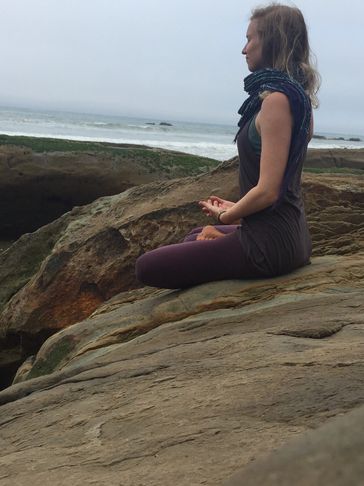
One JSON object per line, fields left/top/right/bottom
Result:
{"left": 135, "top": 225, "right": 255, "bottom": 289}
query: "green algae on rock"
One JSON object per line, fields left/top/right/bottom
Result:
{"left": 0, "top": 137, "right": 219, "bottom": 238}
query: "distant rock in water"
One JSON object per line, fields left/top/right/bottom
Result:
{"left": 312, "top": 133, "right": 362, "bottom": 143}
{"left": 145, "top": 122, "right": 155, "bottom": 125}
{"left": 312, "top": 134, "right": 327, "bottom": 140}
{"left": 159, "top": 122, "right": 173, "bottom": 126}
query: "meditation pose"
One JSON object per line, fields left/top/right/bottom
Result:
{"left": 136, "top": 3, "right": 320, "bottom": 289}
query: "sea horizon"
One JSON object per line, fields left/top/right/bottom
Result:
{"left": 1, "top": 105, "right": 363, "bottom": 161}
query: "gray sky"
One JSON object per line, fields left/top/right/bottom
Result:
{"left": 0, "top": 0, "right": 363, "bottom": 134}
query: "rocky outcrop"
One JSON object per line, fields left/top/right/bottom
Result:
{"left": 0, "top": 253, "right": 363, "bottom": 485}
{"left": 0, "top": 157, "right": 363, "bottom": 388}
{"left": 224, "top": 404, "right": 364, "bottom": 486}
{"left": 1, "top": 141, "right": 363, "bottom": 240}
{"left": 6, "top": 253, "right": 363, "bottom": 386}
{"left": 305, "top": 147, "right": 364, "bottom": 171}
{"left": 0, "top": 144, "right": 363, "bottom": 484}
{"left": 0, "top": 142, "right": 217, "bottom": 238}
{"left": 303, "top": 173, "right": 364, "bottom": 255}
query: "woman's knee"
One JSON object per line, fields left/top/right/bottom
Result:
{"left": 135, "top": 252, "right": 155, "bottom": 286}
{"left": 136, "top": 248, "right": 173, "bottom": 287}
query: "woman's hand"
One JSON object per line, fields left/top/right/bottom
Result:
{"left": 198, "top": 195, "right": 234, "bottom": 217}
{"left": 198, "top": 196, "right": 238, "bottom": 224}
{"left": 208, "top": 196, "right": 235, "bottom": 211}
{"left": 198, "top": 198, "right": 223, "bottom": 219}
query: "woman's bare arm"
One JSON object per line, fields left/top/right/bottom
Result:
{"left": 199, "top": 92, "right": 293, "bottom": 223}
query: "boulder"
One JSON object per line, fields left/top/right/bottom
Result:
{"left": 305, "top": 147, "right": 364, "bottom": 171}
{"left": 0, "top": 158, "right": 363, "bottom": 388}
{"left": 7, "top": 253, "right": 364, "bottom": 386}
{"left": 0, "top": 146, "right": 363, "bottom": 484}
{"left": 224, "top": 404, "right": 364, "bottom": 486}
{"left": 0, "top": 253, "right": 363, "bottom": 485}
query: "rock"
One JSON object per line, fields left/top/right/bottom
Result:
{"left": 0, "top": 253, "right": 363, "bottom": 485}
{"left": 0, "top": 144, "right": 363, "bottom": 483}
{"left": 0, "top": 158, "right": 363, "bottom": 387}
{"left": 312, "top": 134, "right": 327, "bottom": 139}
{"left": 0, "top": 141, "right": 217, "bottom": 238}
{"left": 7, "top": 253, "right": 364, "bottom": 385}
{"left": 305, "top": 148, "right": 364, "bottom": 171}
{"left": 0, "top": 160, "right": 239, "bottom": 380}
{"left": 311, "top": 135, "right": 363, "bottom": 143}
{"left": 224, "top": 404, "right": 364, "bottom": 486}
{"left": 12, "top": 355, "right": 35, "bottom": 385}
{"left": 159, "top": 122, "right": 173, "bottom": 126}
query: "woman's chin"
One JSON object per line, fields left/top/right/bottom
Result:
{"left": 246, "top": 62, "right": 256, "bottom": 72}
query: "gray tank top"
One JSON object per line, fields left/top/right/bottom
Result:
{"left": 236, "top": 116, "right": 312, "bottom": 276}
{"left": 248, "top": 113, "right": 261, "bottom": 154}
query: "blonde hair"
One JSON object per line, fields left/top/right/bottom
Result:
{"left": 251, "top": 3, "right": 320, "bottom": 107}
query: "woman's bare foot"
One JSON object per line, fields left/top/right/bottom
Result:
{"left": 196, "top": 225, "right": 225, "bottom": 241}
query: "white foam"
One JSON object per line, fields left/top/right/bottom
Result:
{"left": 0, "top": 130, "right": 238, "bottom": 160}
{"left": 309, "top": 139, "right": 364, "bottom": 150}
{"left": 1, "top": 106, "right": 363, "bottom": 162}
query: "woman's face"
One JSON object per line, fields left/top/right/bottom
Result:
{"left": 242, "top": 20, "right": 264, "bottom": 72}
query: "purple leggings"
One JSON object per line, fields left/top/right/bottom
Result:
{"left": 135, "top": 225, "right": 258, "bottom": 289}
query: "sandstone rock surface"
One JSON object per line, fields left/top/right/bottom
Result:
{"left": 0, "top": 157, "right": 363, "bottom": 387}
{"left": 305, "top": 147, "right": 364, "bottom": 171}
{"left": 224, "top": 404, "right": 364, "bottom": 486}
{"left": 0, "top": 254, "right": 363, "bottom": 485}
{"left": 0, "top": 146, "right": 363, "bottom": 484}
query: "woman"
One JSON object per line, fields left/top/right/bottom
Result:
{"left": 136, "top": 3, "right": 320, "bottom": 289}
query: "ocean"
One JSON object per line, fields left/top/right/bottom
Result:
{"left": 0, "top": 106, "right": 363, "bottom": 161}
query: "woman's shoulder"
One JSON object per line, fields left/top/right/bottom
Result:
{"left": 260, "top": 91, "right": 291, "bottom": 111}
{"left": 256, "top": 91, "right": 292, "bottom": 133}
{"left": 260, "top": 90, "right": 313, "bottom": 139}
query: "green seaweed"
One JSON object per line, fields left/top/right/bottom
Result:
{"left": 0, "top": 218, "right": 69, "bottom": 313}
{"left": 303, "top": 167, "right": 363, "bottom": 175}
{"left": 26, "top": 337, "right": 74, "bottom": 380}
{"left": 0, "top": 134, "right": 219, "bottom": 176}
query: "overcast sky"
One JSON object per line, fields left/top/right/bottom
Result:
{"left": 0, "top": 0, "right": 363, "bottom": 134}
